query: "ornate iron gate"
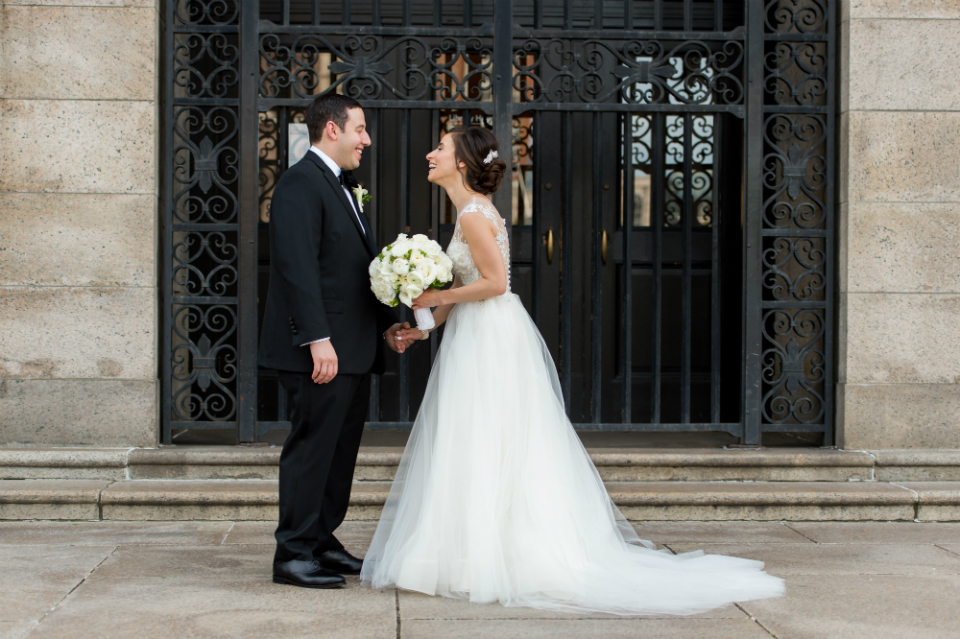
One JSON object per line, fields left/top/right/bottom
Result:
{"left": 163, "top": 0, "right": 835, "bottom": 446}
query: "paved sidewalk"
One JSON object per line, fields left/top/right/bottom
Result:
{"left": 2, "top": 521, "right": 959, "bottom": 639}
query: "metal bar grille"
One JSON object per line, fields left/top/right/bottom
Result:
{"left": 590, "top": 112, "right": 603, "bottom": 424}
{"left": 650, "top": 113, "right": 664, "bottom": 425}
{"left": 620, "top": 113, "right": 633, "bottom": 424}
{"left": 161, "top": 0, "right": 835, "bottom": 443}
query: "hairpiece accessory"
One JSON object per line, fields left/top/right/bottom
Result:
{"left": 483, "top": 150, "right": 499, "bottom": 165}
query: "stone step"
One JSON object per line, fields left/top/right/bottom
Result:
{"left": 3, "top": 479, "right": 959, "bottom": 523}
{"left": 0, "top": 446, "right": 890, "bottom": 482}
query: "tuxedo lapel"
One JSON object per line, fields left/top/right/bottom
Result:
{"left": 305, "top": 153, "right": 372, "bottom": 256}
{"left": 343, "top": 173, "right": 380, "bottom": 256}
{"left": 356, "top": 207, "right": 379, "bottom": 256}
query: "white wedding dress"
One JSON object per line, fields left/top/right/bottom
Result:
{"left": 360, "top": 196, "right": 784, "bottom": 615}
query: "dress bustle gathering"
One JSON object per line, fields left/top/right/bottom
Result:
{"left": 360, "top": 196, "right": 785, "bottom": 615}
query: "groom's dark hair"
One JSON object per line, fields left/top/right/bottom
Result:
{"left": 306, "top": 93, "right": 362, "bottom": 143}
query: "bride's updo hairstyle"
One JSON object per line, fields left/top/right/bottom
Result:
{"left": 449, "top": 126, "right": 507, "bottom": 195}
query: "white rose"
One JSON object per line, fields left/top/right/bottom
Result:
{"left": 424, "top": 241, "right": 443, "bottom": 257}
{"left": 406, "top": 271, "right": 424, "bottom": 290}
{"left": 392, "top": 258, "right": 410, "bottom": 276}
{"left": 409, "top": 252, "right": 425, "bottom": 266}
{"left": 389, "top": 241, "right": 409, "bottom": 257}
{"left": 436, "top": 263, "right": 452, "bottom": 282}
{"left": 378, "top": 259, "right": 394, "bottom": 276}
{"left": 415, "top": 261, "right": 437, "bottom": 286}
{"left": 372, "top": 281, "right": 395, "bottom": 304}
{"left": 368, "top": 258, "right": 381, "bottom": 277}
{"left": 439, "top": 254, "right": 453, "bottom": 270}
{"left": 403, "top": 283, "right": 424, "bottom": 304}
{"left": 385, "top": 272, "right": 400, "bottom": 286}
{"left": 411, "top": 234, "right": 429, "bottom": 244}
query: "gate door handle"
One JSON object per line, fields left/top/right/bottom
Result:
{"left": 544, "top": 228, "right": 554, "bottom": 264}
{"left": 601, "top": 229, "right": 608, "bottom": 265}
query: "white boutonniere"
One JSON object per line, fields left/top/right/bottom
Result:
{"left": 352, "top": 185, "right": 371, "bottom": 213}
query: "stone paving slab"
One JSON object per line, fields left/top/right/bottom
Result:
{"left": 937, "top": 544, "right": 960, "bottom": 558}
{"left": 666, "top": 542, "right": 960, "bottom": 577}
{"left": 5, "top": 522, "right": 960, "bottom": 637}
{"left": 0, "top": 521, "right": 231, "bottom": 546}
{"left": 27, "top": 579, "right": 396, "bottom": 639}
{"left": 738, "top": 574, "right": 960, "bottom": 639}
{"left": 0, "top": 545, "right": 113, "bottom": 621}
{"left": 24, "top": 545, "right": 396, "bottom": 639}
{"left": 222, "top": 521, "right": 378, "bottom": 551}
{"left": 787, "top": 521, "right": 960, "bottom": 544}
{"left": 399, "top": 590, "right": 745, "bottom": 620}
{"left": 401, "top": 618, "right": 772, "bottom": 639}
{"left": 0, "top": 622, "right": 35, "bottom": 639}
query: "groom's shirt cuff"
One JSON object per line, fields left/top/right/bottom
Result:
{"left": 301, "top": 337, "right": 330, "bottom": 347}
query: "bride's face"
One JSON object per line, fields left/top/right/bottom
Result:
{"left": 426, "top": 134, "right": 461, "bottom": 185}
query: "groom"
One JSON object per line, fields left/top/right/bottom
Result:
{"left": 259, "top": 93, "right": 409, "bottom": 589}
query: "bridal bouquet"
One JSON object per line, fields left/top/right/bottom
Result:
{"left": 369, "top": 233, "right": 454, "bottom": 330}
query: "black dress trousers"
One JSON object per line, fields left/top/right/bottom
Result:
{"left": 274, "top": 370, "right": 371, "bottom": 563}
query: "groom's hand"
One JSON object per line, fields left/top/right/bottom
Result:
{"left": 310, "top": 340, "right": 338, "bottom": 384}
{"left": 385, "top": 322, "right": 411, "bottom": 354}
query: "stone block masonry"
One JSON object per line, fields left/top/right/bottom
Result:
{"left": 836, "top": 0, "right": 960, "bottom": 449}
{"left": 0, "top": 0, "right": 161, "bottom": 446}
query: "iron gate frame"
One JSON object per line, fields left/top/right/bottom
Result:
{"left": 162, "top": 0, "right": 835, "bottom": 446}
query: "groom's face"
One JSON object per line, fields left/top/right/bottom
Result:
{"left": 329, "top": 107, "right": 371, "bottom": 171}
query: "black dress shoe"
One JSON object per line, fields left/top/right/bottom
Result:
{"left": 273, "top": 559, "right": 346, "bottom": 589}
{"left": 317, "top": 548, "right": 363, "bottom": 575}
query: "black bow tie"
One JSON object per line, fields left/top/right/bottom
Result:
{"left": 340, "top": 171, "right": 360, "bottom": 189}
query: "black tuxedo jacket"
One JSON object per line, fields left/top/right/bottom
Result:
{"left": 258, "top": 151, "right": 395, "bottom": 375}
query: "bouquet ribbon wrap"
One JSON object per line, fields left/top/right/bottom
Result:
{"left": 414, "top": 307, "right": 435, "bottom": 330}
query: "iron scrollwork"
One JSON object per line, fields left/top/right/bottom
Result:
{"left": 765, "top": 0, "right": 828, "bottom": 35}
{"left": 172, "top": 106, "right": 239, "bottom": 224}
{"left": 762, "top": 114, "right": 826, "bottom": 230}
{"left": 173, "top": 0, "right": 239, "bottom": 26}
{"left": 761, "top": 309, "right": 825, "bottom": 424}
{"left": 259, "top": 35, "right": 493, "bottom": 102}
{"left": 762, "top": 237, "right": 825, "bottom": 302}
{"left": 173, "top": 33, "right": 240, "bottom": 99}
{"left": 171, "top": 305, "right": 238, "bottom": 421}
{"left": 759, "top": 0, "right": 833, "bottom": 439}
{"left": 172, "top": 231, "right": 239, "bottom": 297}
{"left": 663, "top": 115, "right": 714, "bottom": 228}
{"left": 513, "top": 39, "right": 744, "bottom": 105}
{"left": 165, "top": 0, "right": 242, "bottom": 439}
{"left": 764, "top": 42, "right": 827, "bottom": 107}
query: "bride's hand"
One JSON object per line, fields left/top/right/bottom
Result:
{"left": 394, "top": 326, "right": 426, "bottom": 343}
{"left": 411, "top": 288, "right": 444, "bottom": 310}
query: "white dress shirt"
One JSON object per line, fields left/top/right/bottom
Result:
{"left": 310, "top": 146, "right": 364, "bottom": 230}
{"left": 302, "top": 146, "right": 365, "bottom": 348}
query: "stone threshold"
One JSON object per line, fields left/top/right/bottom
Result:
{"left": 6, "top": 447, "right": 959, "bottom": 482}
{"left": 0, "top": 479, "right": 957, "bottom": 523}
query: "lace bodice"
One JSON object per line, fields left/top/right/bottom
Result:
{"left": 447, "top": 196, "right": 511, "bottom": 292}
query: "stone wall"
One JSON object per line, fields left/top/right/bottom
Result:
{"left": 0, "top": 0, "right": 160, "bottom": 446}
{"left": 837, "top": 0, "right": 960, "bottom": 448}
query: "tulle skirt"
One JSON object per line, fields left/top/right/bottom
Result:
{"left": 360, "top": 293, "right": 785, "bottom": 615}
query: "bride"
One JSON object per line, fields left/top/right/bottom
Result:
{"left": 359, "top": 126, "right": 785, "bottom": 615}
